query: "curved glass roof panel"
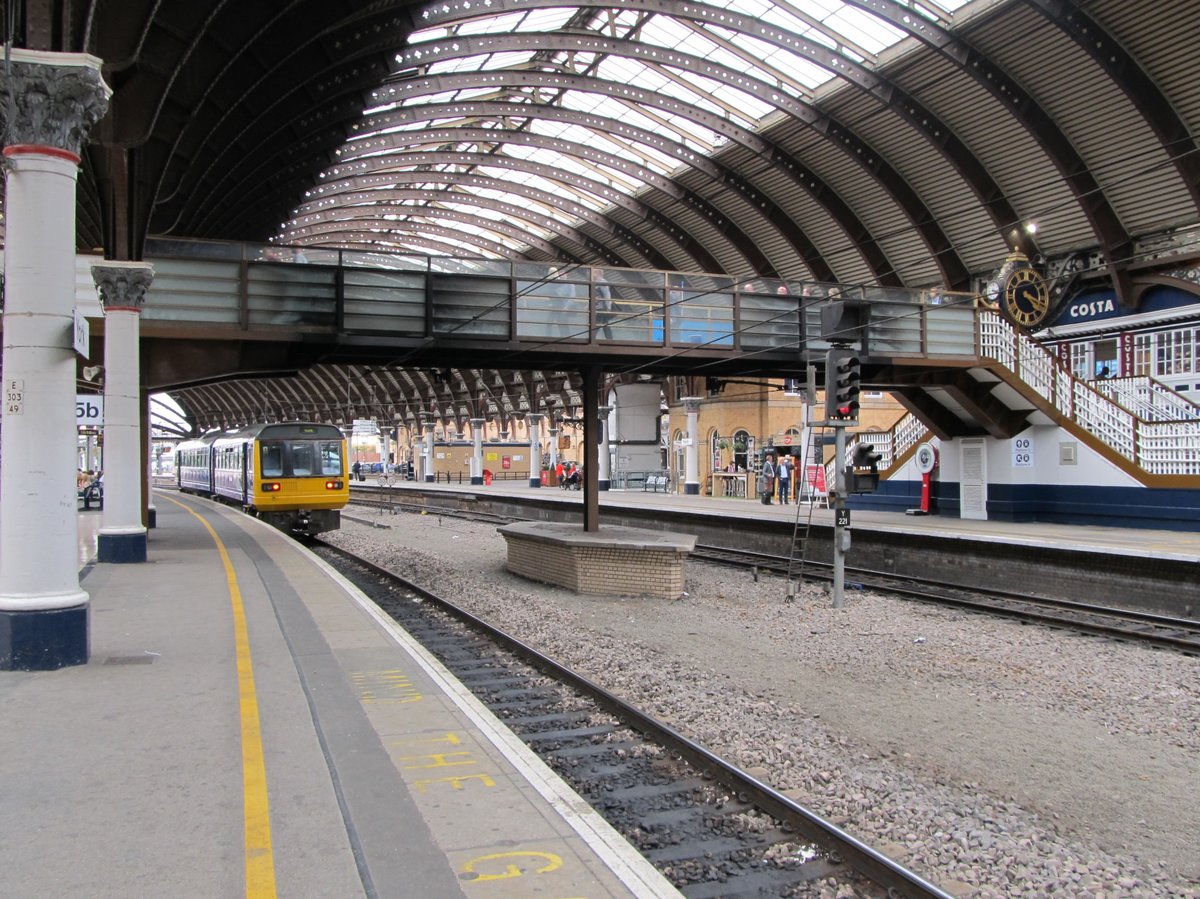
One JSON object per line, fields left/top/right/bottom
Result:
{"left": 282, "top": 1, "right": 974, "bottom": 256}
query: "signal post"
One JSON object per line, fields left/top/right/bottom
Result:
{"left": 818, "top": 300, "right": 869, "bottom": 610}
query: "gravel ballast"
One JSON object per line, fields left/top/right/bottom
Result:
{"left": 327, "top": 511, "right": 1200, "bottom": 898}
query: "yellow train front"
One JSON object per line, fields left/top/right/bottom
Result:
{"left": 211, "top": 422, "right": 348, "bottom": 536}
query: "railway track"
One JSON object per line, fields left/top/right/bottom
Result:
{"left": 347, "top": 495, "right": 1200, "bottom": 656}
{"left": 693, "top": 545, "right": 1200, "bottom": 656}
{"left": 314, "top": 539, "right": 954, "bottom": 899}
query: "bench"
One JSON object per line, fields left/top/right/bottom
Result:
{"left": 643, "top": 473, "right": 671, "bottom": 493}
{"left": 78, "top": 483, "right": 103, "bottom": 510}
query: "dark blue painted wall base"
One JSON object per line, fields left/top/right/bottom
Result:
{"left": 97, "top": 532, "right": 148, "bottom": 563}
{"left": 0, "top": 605, "right": 89, "bottom": 670}
{"left": 598, "top": 480, "right": 610, "bottom": 491}
{"left": 849, "top": 479, "right": 1200, "bottom": 531}
{"left": 470, "top": 476, "right": 483, "bottom": 485}
{"left": 684, "top": 483, "right": 699, "bottom": 495}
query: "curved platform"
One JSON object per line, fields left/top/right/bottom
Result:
{"left": 0, "top": 496, "right": 680, "bottom": 898}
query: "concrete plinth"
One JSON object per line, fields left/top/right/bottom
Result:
{"left": 498, "top": 521, "right": 696, "bottom": 599}
{"left": 97, "top": 531, "right": 148, "bottom": 563}
{"left": 0, "top": 605, "right": 89, "bottom": 670}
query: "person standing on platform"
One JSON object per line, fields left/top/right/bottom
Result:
{"left": 760, "top": 453, "right": 776, "bottom": 505}
{"left": 777, "top": 454, "right": 791, "bottom": 504}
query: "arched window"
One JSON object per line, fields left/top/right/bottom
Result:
{"left": 733, "top": 429, "right": 750, "bottom": 471}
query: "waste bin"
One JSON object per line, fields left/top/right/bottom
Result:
{"left": 483, "top": 469, "right": 493, "bottom": 486}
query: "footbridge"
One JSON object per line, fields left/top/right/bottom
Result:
{"left": 47, "top": 239, "right": 1200, "bottom": 491}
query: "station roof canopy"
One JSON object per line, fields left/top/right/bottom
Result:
{"left": 5, "top": 0, "right": 1200, "bottom": 433}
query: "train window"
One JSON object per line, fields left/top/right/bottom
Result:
{"left": 261, "top": 443, "right": 284, "bottom": 477}
{"left": 319, "top": 441, "right": 342, "bottom": 476}
{"left": 290, "top": 442, "right": 316, "bottom": 476}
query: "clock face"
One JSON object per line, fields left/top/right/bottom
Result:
{"left": 1002, "top": 267, "right": 1049, "bottom": 328}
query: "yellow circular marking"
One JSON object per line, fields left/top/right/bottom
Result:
{"left": 460, "top": 850, "right": 564, "bottom": 881}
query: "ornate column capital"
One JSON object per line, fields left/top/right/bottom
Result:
{"left": 682, "top": 396, "right": 703, "bottom": 414}
{"left": 92, "top": 262, "right": 154, "bottom": 313}
{"left": 527, "top": 413, "right": 544, "bottom": 426}
{"left": 0, "top": 50, "right": 110, "bottom": 159}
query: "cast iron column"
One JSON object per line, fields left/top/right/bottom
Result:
{"left": 597, "top": 405, "right": 612, "bottom": 491}
{"left": 420, "top": 412, "right": 435, "bottom": 482}
{"left": 683, "top": 396, "right": 702, "bottom": 495}
{"left": 527, "top": 413, "right": 544, "bottom": 488}
{"left": 470, "top": 417, "right": 485, "bottom": 485}
{"left": 0, "top": 50, "right": 110, "bottom": 670}
{"left": 94, "top": 263, "right": 154, "bottom": 563}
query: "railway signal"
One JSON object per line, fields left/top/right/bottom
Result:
{"left": 847, "top": 442, "right": 882, "bottom": 494}
{"left": 825, "top": 349, "right": 861, "bottom": 421}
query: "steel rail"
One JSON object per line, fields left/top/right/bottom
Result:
{"left": 315, "top": 539, "right": 955, "bottom": 899}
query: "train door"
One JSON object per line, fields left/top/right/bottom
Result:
{"left": 242, "top": 441, "right": 252, "bottom": 504}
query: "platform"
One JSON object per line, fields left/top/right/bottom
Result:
{"left": 0, "top": 497, "right": 680, "bottom": 898}
{"left": 370, "top": 476, "right": 1200, "bottom": 563}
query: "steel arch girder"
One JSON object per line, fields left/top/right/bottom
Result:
{"left": 844, "top": 0, "right": 1134, "bottom": 299}
{"left": 349, "top": 102, "right": 834, "bottom": 278}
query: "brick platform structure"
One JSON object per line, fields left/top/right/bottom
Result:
{"left": 498, "top": 521, "right": 696, "bottom": 599}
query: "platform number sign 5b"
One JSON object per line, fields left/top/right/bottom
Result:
{"left": 1012, "top": 436, "right": 1033, "bottom": 468}
{"left": 76, "top": 394, "right": 104, "bottom": 426}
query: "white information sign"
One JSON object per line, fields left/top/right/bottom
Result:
{"left": 1012, "top": 436, "right": 1033, "bottom": 468}
{"left": 73, "top": 307, "right": 90, "bottom": 357}
{"left": 76, "top": 394, "right": 104, "bottom": 426}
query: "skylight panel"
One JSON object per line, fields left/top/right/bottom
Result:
{"left": 825, "top": 6, "right": 905, "bottom": 53}
{"left": 427, "top": 50, "right": 534, "bottom": 76}
{"left": 638, "top": 13, "right": 693, "bottom": 50}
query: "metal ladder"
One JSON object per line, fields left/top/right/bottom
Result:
{"left": 784, "top": 427, "right": 825, "bottom": 602}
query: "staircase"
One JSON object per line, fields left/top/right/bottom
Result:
{"left": 839, "top": 310, "right": 1200, "bottom": 484}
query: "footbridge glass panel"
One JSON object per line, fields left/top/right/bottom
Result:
{"left": 596, "top": 268, "right": 666, "bottom": 344}
{"left": 431, "top": 258, "right": 511, "bottom": 339}
{"left": 671, "top": 274, "right": 735, "bottom": 347}
{"left": 515, "top": 263, "right": 590, "bottom": 341}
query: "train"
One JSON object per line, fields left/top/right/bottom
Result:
{"left": 176, "top": 422, "right": 349, "bottom": 536}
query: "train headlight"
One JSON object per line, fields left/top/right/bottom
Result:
{"left": 326, "top": 480, "right": 343, "bottom": 490}
{"left": 263, "top": 482, "right": 282, "bottom": 492}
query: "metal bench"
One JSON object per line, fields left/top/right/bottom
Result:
{"left": 78, "top": 482, "right": 103, "bottom": 511}
{"left": 643, "top": 473, "right": 671, "bottom": 492}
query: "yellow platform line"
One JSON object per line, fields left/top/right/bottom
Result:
{"left": 164, "top": 495, "right": 277, "bottom": 898}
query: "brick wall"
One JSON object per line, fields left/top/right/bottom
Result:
{"left": 503, "top": 533, "right": 687, "bottom": 599}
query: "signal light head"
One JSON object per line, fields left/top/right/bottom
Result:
{"left": 825, "top": 348, "right": 862, "bottom": 421}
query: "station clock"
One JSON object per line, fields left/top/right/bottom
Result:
{"left": 992, "top": 251, "right": 1051, "bottom": 331}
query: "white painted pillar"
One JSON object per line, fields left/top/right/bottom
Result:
{"left": 145, "top": 397, "right": 157, "bottom": 528}
{"left": 93, "top": 263, "right": 154, "bottom": 562}
{"left": 0, "top": 50, "right": 110, "bottom": 670}
{"left": 527, "top": 413, "right": 544, "bottom": 488}
{"left": 547, "top": 419, "right": 560, "bottom": 477}
{"left": 597, "top": 405, "right": 613, "bottom": 491}
{"left": 683, "top": 396, "right": 702, "bottom": 495}
{"left": 420, "top": 413, "right": 435, "bottom": 482}
{"left": 470, "top": 418, "right": 485, "bottom": 485}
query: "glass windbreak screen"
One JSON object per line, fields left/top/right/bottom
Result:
{"left": 261, "top": 442, "right": 284, "bottom": 478}
{"left": 319, "top": 441, "right": 343, "bottom": 476}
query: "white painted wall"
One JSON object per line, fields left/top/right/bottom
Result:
{"left": 901, "top": 426, "right": 1142, "bottom": 488}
